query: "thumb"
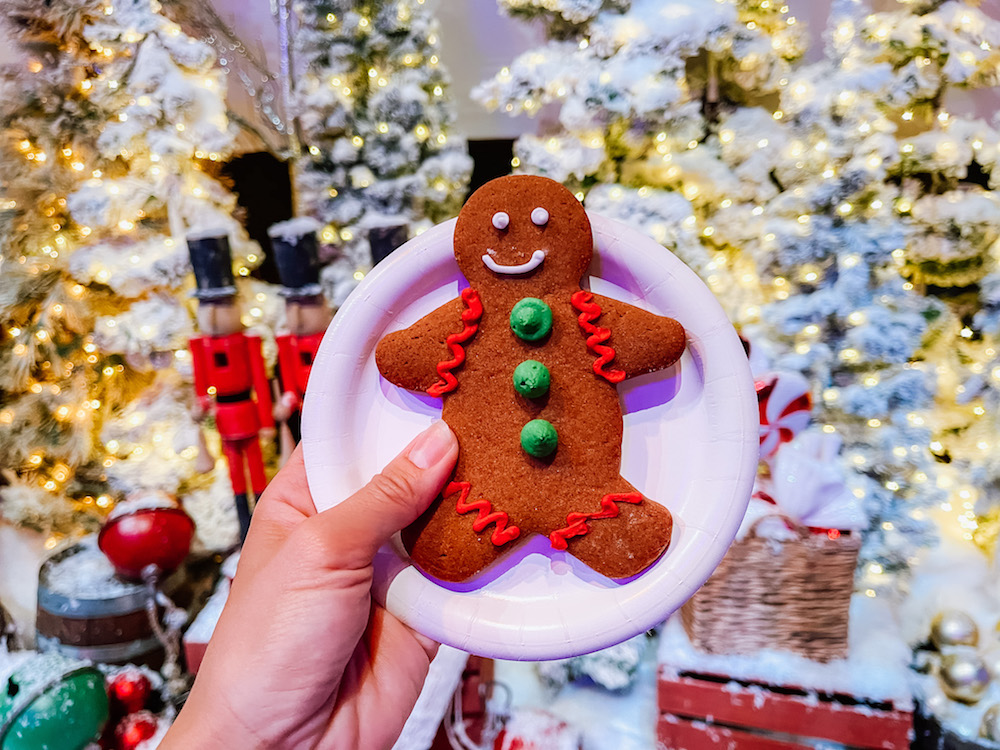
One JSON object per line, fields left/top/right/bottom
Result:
{"left": 299, "top": 420, "right": 457, "bottom": 570}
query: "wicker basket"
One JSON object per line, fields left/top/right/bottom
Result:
{"left": 681, "top": 515, "right": 862, "bottom": 663}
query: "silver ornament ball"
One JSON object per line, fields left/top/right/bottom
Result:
{"left": 939, "top": 650, "right": 991, "bottom": 705}
{"left": 983, "top": 645, "right": 1000, "bottom": 682}
{"left": 931, "top": 610, "right": 979, "bottom": 649}
{"left": 981, "top": 704, "right": 1000, "bottom": 742}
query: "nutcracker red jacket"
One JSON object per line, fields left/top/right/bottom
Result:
{"left": 189, "top": 333, "right": 274, "bottom": 440}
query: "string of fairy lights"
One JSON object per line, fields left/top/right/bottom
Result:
{"left": 0, "top": 0, "right": 263, "bottom": 543}
{"left": 297, "top": 0, "right": 467, "bottom": 281}
{"left": 3, "top": 0, "right": 998, "bottom": 566}
{"left": 479, "top": 0, "right": 1000, "bottom": 588}
{"left": 1, "top": 0, "right": 474, "bottom": 543}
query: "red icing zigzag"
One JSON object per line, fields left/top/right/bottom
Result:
{"left": 571, "top": 290, "right": 626, "bottom": 384}
{"left": 549, "top": 492, "right": 643, "bottom": 550}
{"left": 427, "top": 288, "right": 483, "bottom": 397}
{"left": 448, "top": 480, "right": 521, "bottom": 545}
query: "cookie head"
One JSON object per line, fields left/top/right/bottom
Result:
{"left": 454, "top": 175, "right": 593, "bottom": 293}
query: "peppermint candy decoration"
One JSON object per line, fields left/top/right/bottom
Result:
{"left": 756, "top": 371, "right": 812, "bottom": 459}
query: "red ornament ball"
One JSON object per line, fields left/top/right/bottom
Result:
{"left": 108, "top": 670, "right": 152, "bottom": 715}
{"left": 99, "top": 490, "right": 195, "bottom": 580}
{"left": 115, "top": 710, "right": 159, "bottom": 750}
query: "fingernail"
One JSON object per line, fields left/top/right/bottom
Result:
{"left": 408, "top": 420, "right": 455, "bottom": 469}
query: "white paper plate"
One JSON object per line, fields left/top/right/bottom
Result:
{"left": 302, "top": 213, "right": 757, "bottom": 660}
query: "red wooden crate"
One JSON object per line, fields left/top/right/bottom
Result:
{"left": 431, "top": 656, "right": 493, "bottom": 750}
{"left": 183, "top": 639, "right": 208, "bottom": 674}
{"left": 657, "top": 668, "right": 913, "bottom": 750}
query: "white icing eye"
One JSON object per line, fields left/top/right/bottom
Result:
{"left": 492, "top": 211, "right": 510, "bottom": 230}
{"left": 531, "top": 207, "right": 549, "bottom": 226}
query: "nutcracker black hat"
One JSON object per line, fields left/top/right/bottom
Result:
{"left": 187, "top": 229, "right": 237, "bottom": 300}
{"left": 368, "top": 221, "right": 410, "bottom": 266}
{"left": 267, "top": 217, "right": 324, "bottom": 299}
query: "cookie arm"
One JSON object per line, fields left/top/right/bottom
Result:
{"left": 375, "top": 296, "right": 469, "bottom": 393}
{"left": 590, "top": 293, "right": 686, "bottom": 377}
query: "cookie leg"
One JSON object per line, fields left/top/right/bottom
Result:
{"left": 548, "top": 478, "right": 673, "bottom": 580}
{"left": 402, "top": 481, "right": 520, "bottom": 583}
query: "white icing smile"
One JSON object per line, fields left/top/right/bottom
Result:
{"left": 482, "top": 249, "right": 546, "bottom": 275}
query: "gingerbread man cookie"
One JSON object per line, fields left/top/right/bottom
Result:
{"left": 376, "top": 175, "right": 686, "bottom": 582}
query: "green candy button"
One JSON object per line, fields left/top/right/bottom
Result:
{"left": 521, "top": 419, "right": 558, "bottom": 458}
{"left": 513, "top": 360, "right": 550, "bottom": 398}
{"left": 510, "top": 298, "right": 553, "bottom": 341}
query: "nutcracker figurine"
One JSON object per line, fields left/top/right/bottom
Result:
{"left": 187, "top": 229, "right": 273, "bottom": 539}
{"left": 268, "top": 218, "right": 331, "bottom": 453}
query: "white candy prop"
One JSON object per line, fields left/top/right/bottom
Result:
{"left": 767, "top": 432, "right": 868, "bottom": 531}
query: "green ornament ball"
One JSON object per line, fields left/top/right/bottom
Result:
{"left": 509, "top": 298, "right": 553, "bottom": 342}
{"left": 513, "top": 360, "right": 551, "bottom": 398}
{"left": 521, "top": 419, "right": 558, "bottom": 458}
{"left": 0, "top": 653, "right": 109, "bottom": 750}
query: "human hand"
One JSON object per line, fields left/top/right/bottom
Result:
{"left": 160, "top": 420, "right": 458, "bottom": 750}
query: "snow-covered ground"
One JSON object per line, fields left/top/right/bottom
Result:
{"left": 903, "top": 536, "right": 1000, "bottom": 742}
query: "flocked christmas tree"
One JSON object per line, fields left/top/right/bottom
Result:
{"left": 474, "top": 0, "right": 1000, "bottom": 589}
{"left": 824, "top": 4, "right": 1000, "bottom": 737}
{"left": 0, "top": 0, "right": 266, "bottom": 546}
{"left": 293, "top": 0, "right": 473, "bottom": 305}
{"left": 833, "top": 1, "right": 1000, "bottom": 562}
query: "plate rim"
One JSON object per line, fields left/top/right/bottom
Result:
{"left": 301, "top": 212, "right": 758, "bottom": 659}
